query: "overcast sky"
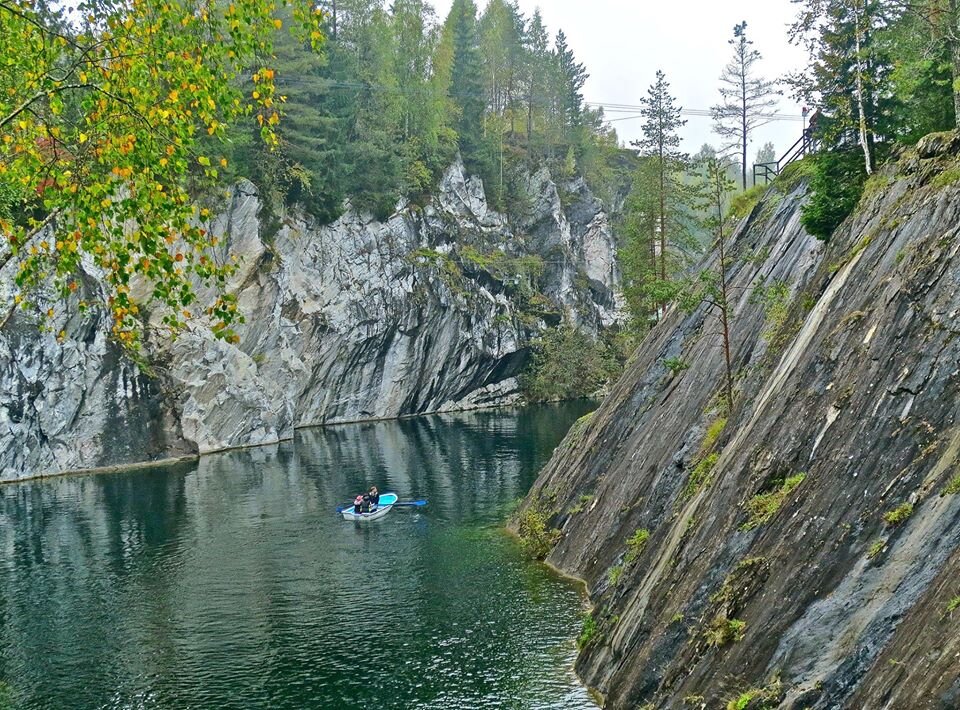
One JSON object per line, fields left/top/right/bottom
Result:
{"left": 431, "top": 0, "right": 810, "bottom": 163}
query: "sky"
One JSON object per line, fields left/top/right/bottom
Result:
{"left": 431, "top": 0, "right": 811, "bottom": 163}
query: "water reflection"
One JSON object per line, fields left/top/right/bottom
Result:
{"left": 0, "top": 402, "right": 596, "bottom": 709}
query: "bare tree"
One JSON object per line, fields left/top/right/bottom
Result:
{"left": 711, "top": 22, "right": 779, "bottom": 190}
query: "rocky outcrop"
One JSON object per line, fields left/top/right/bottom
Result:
{"left": 0, "top": 160, "right": 624, "bottom": 481}
{"left": 517, "top": 150, "right": 960, "bottom": 708}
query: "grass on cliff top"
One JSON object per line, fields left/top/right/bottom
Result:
{"left": 742, "top": 474, "right": 806, "bottom": 531}
{"left": 728, "top": 184, "right": 768, "bottom": 221}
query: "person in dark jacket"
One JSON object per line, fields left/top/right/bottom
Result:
{"left": 368, "top": 486, "right": 380, "bottom": 509}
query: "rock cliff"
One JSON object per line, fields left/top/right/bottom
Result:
{"left": 0, "top": 159, "right": 624, "bottom": 481}
{"left": 518, "top": 143, "right": 960, "bottom": 708}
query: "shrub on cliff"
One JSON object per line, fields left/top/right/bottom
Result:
{"left": 522, "top": 324, "right": 628, "bottom": 402}
{"left": 800, "top": 148, "right": 867, "bottom": 240}
{"left": 515, "top": 507, "right": 561, "bottom": 560}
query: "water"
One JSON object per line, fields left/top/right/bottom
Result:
{"left": 0, "top": 402, "right": 598, "bottom": 709}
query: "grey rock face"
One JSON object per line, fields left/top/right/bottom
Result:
{"left": 516, "top": 153, "right": 960, "bottom": 708}
{"left": 0, "top": 159, "right": 623, "bottom": 481}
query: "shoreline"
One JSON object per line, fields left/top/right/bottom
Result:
{"left": 1, "top": 398, "right": 599, "bottom": 486}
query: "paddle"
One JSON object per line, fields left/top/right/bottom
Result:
{"left": 335, "top": 499, "right": 428, "bottom": 513}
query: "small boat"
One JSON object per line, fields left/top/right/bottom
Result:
{"left": 341, "top": 493, "right": 399, "bottom": 522}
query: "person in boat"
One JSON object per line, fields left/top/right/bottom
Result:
{"left": 368, "top": 486, "right": 380, "bottom": 510}
{"left": 353, "top": 495, "right": 365, "bottom": 514}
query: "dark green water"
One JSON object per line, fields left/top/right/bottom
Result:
{"left": 0, "top": 402, "right": 597, "bottom": 709}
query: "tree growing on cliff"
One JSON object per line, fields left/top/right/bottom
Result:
{"left": 0, "top": 0, "right": 324, "bottom": 348}
{"left": 523, "top": 9, "right": 552, "bottom": 146}
{"left": 789, "top": 0, "right": 890, "bottom": 175}
{"left": 711, "top": 22, "right": 779, "bottom": 190}
{"left": 554, "top": 30, "right": 589, "bottom": 145}
{"left": 445, "top": 0, "right": 489, "bottom": 175}
{"left": 788, "top": 0, "right": 893, "bottom": 238}
{"left": 627, "top": 71, "right": 699, "bottom": 316}
{"left": 679, "top": 157, "right": 737, "bottom": 407}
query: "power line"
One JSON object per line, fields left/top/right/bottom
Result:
{"left": 272, "top": 78, "right": 806, "bottom": 124}
{"left": 585, "top": 101, "right": 805, "bottom": 122}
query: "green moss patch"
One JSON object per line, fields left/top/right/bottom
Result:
{"left": 624, "top": 528, "right": 650, "bottom": 564}
{"left": 943, "top": 473, "right": 960, "bottom": 496}
{"left": 882, "top": 502, "right": 914, "bottom": 527}
{"left": 725, "top": 680, "right": 783, "bottom": 710}
{"left": 742, "top": 474, "right": 806, "bottom": 531}
{"left": 577, "top": 612, "right": 598, "bottom": 650}
{"left": 683, "top": 453, "right": 720, "bottom": 500}
{"left": 704, "top": 615, "right": 746, "bottom": 647}
{"left": 701, "top": 417, "right": 728, "bottom": 453}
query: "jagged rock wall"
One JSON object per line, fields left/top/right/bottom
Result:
{"left": 517, "top": 143, "right": 960, "bottom": 709}
{"left": 0, "top": 160, "right": 624, "bottom": 481}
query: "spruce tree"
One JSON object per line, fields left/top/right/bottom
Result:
{"left": 447, "top": 0, "right": 488, "bottom": 174}
{"left": 523, "top": 10, "right": 551, "bottom": 146}
{"left": 554, "top": 30, "right": 588, "bottom": 139}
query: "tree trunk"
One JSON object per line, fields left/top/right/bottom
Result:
{"left": 527, "top": 77, "right": 534, "bottom": 143}
{"left": 950, "top": 0, "right": 960, "bottom": 129}
{"left": 659, "top": 161, "right": 666, "bottom": 284}
{"left": 852, "top": 0, "right": 873, "bottom": 175}
{"left": 716, "top": 192, "right": 734, "bottom": 408}
{"left": 741, "top": 64, "right": 748, "bottom": 191}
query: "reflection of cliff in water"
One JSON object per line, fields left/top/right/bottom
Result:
{"left": 0, "top": 402, "right": 597, "bottom": 709}
{"left": 296, "top": 402, "right": 595, "bottom": 522}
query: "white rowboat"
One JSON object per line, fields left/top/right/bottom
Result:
{"left": 340, "top": 493, "right": 399, "bottom": 521}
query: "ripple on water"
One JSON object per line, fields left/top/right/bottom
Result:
{"left": 0, "top": 402, "right": 598, "bottom": 709}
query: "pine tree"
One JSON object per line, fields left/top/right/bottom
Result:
{"left": 633, "top": 70, "right": 692, "bottom": 291}
{"left": 701, "top": 157, "right": 737, "bottom": 408}
{"left": 619, "top": 158, "right": 661, "bottom": 330}
{"left": 391, "top": 0, "right": 456, "bottom": 192}
{"left": 878, "top": 0, "right": 956, "bottom": 136}
{"left": 267, "top": 23, "right": 348, "bottom": 222}
{"left": 711, "top": 22, "right": 779, "bottom": 190}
